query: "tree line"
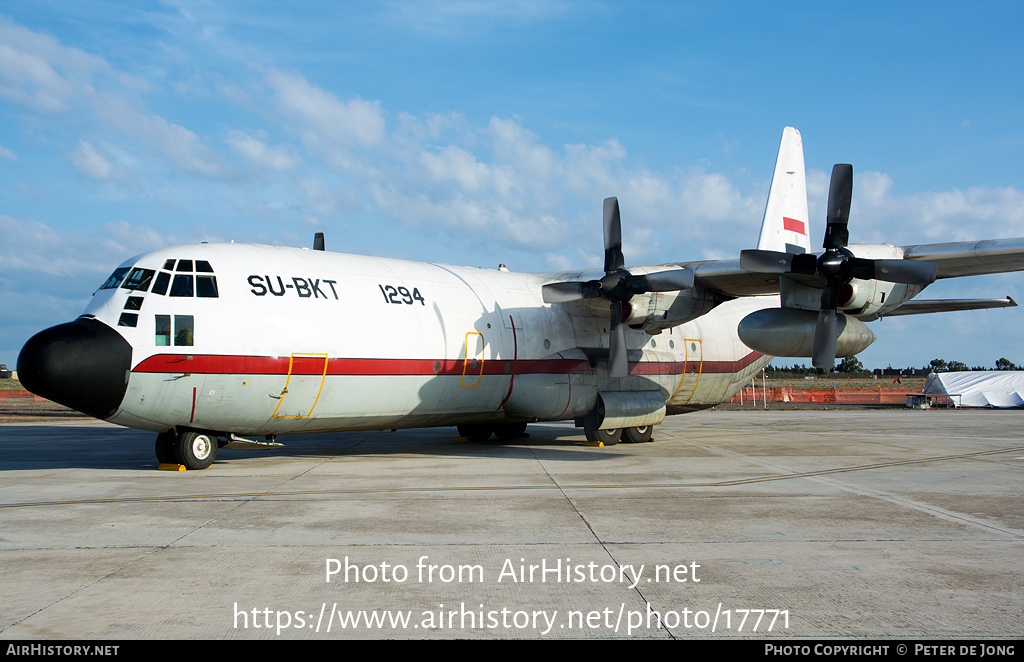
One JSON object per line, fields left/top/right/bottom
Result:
{"left": 766, "top": 356, "right": 1020, "bottom": 377}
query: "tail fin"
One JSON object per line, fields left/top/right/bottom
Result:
{"left": 756, "top": 127, "right": 811, "bottom": 254}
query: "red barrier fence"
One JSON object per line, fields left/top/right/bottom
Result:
{"left": 731, "top": 387, "right": 923, "bottom": 405}
{"left": 0, "top": 389, "right": 47, "bottom": 401}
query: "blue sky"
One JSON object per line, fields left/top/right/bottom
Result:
{"left": 3, "top": 1, "right": 1024, "bottom": 370}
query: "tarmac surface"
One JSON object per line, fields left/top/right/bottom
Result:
{"left": 0, "top": 408, "right": 1021, "bottom": 640}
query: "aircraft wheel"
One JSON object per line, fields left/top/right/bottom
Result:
{"left": 457, "top": 424, "right": 494, "bottom": 442}
{"left": 584, "top": 424, "right": 620, "bottom": 446}
{"left": 622, "top": 426, "right": 653, "bottom": 443}
{"left": 493, "top": 422, "right": 529, "bottom": 440}
{"left": 175, "top": 430, "right": 217, "bottom": 470}
{"left": 155, "top": 430, "right": 177, "bottom": 464}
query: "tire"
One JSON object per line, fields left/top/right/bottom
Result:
{"left": 581, "top": 401, "right": 620, "bottom": 445}
{"left": 623, "top": 426, "right": 653, "bottom": 443}
{"left": 457, "top": 424, "right": 493, "bottom": 442}
{"left": 584, "top": 423, "right": 621, "bottom": 445}
{"left": 175, "top": 430, "right": 217, "bottom": 470}
{"left": 155, "top": 430, "right": 177, "bottom": 464}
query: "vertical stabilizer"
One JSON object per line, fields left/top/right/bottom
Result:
{"left": 756, "top": 127, "right": 810, "bottom": 254}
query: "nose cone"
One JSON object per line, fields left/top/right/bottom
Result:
{"left": 18, "top": 318, "right": 132, "bottom": 420}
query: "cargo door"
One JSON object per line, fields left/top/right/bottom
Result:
{"left": 272, "top": 353, "right": 328, "bottom": 418}
{"left": 670, "top": 339, "right": 703, "bottom": 405}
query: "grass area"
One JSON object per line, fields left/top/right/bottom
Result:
{"left": 0, "top": 377, "right": 23, "bottom": 390}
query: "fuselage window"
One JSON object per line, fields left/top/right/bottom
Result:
{"left": 152, "top": 271, "right": 171, "bottom": 296}
{"left": 98, "top": 267, "right": 131, "bottom": 291}
{"left": 196, "top": 275, "right": 219, "bottom": 298}
{"left": 174, "top": 315, "right": 194, "bottom": 346}
{"left": 124, "top": 296, "right": 144, "bottom": 310}
{"left": 155, "top": 315, "right": 171, "bottom": 346}
{"left": 117, "top": 312, "right": 139, "bottom": 328}
{"left": 121, "top": 268, "right": 155, "bottom": 292}
{"left": 170, "top": 274, "right": 194, "bottom": 297}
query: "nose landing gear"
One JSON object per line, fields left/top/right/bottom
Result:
{"left": 155, "top": 429, "right": 218, "bottom": 470}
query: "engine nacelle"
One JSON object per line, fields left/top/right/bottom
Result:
{"left": 780, "top": 244, "right": 927, "bottom": 321}
{"left": 626, "top": 286, "right": 723, "bottom": 332}
{"left": 738, "top": 307, "right": 877, "bottom": 358}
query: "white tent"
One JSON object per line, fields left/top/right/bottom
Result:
{"left": 922, "top": 371, "right": 1024, "bottom": 408}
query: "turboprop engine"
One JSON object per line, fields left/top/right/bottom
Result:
{"left": 739, "top": 164, "right": 936, "bottom": 367}
{"left": 737, "top": 307, "right": 876, "bottom": 359}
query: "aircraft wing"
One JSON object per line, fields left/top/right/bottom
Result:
{"left": 901, "top": 238, "right": 1024, "bottom": 278}
{"left": 881, "top": 296, "right": 1017, "bottom": 317}
{"left": 679, "top": 236, "right": 1024, "bottom": 299}
{"left": 679, "top": 258, "right": 783, "bottom": 298}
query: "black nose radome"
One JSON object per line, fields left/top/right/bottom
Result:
{"left": 18, "top": 318, "right": 132, "bottom": 420}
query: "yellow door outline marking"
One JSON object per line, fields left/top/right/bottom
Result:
{"left": 670, "top": 339, "right": 703, "bottom": 404}
{"left": 271, "top": 353, "right": 328, "bottom": 418}
{"left": 461, "top": 332, "right": 485, "bottom": 387}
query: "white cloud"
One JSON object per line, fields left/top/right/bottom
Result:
{"left": 0, "top": 215, "right": 102, "bottom": 276}
{"left": 266, "top": 67, "right": 386, "bottom": 153}
{"left": 68, "top": 141, "right": 113, "bottom": 180}
{"left": 0, "top": 144, "right": 16, "bottom": 161}
{"left": 225, "top": 129, "right": 296, "bottom": 170}
{"left": 419, "top": 145, "right": 490, "bottom": 192}
{"left": 375, "top": 0, "right": 575, "bottom": 36}
{"left": 847, "top": 170, "right": 1024, "bottom": 245}
{"left": 296, "top": 179, "right": 338, "bottom": 215}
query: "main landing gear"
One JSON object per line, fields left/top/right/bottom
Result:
{"left": 580, "top": 405, "right": 655, "bottom": 445}
{"left": 582, "top": 421, "right": 654, "bottom": 445}
{"left": 155, "top": 429, "right": 218, "bottom": 470}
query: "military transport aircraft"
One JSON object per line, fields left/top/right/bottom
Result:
{"left": 17, "top": 127, "right": 1024, "bottom": 469}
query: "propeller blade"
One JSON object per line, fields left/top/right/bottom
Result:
{"left": 609, "top": 302, "right": 628, "bottom": 377}
{"left": 812, "top": 306, "right": 838, "bottom": 369}
{"left": 848, "top": 258, "right": 937, "bottom": 285}
{"left": 823, "top": 164, "right": 852, "bottom": 250}
{"left": 603, "top": 197, "right": 624, "bottom": 273}
{"left": 740, "top": 249, "right": 817, "bottom": 275}
{"left": 639, "top": 268, "right": 695, "bottom": 292}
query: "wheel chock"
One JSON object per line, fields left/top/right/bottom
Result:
{"left": 582, "top": 440, "right": 605, "bottom": 447}
{"left": 158, "top": 463, "right": 187, "bottom": 471}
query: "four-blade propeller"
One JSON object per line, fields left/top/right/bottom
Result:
{"left": 542, "top": 197, "right": 694, "bottom": 377}
{"left": 740, "top": 164, "right": 937, "bottom": 368}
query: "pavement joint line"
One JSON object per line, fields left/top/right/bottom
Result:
{"left": 3, "top": 445, "right": 1021, "bottom": 510}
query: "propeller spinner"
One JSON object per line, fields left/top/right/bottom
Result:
{"left": 542, "top": 197, "right": 694, "bottom": 377}
{"left": 740, "top": 164, "right": 937, "bottom": 369}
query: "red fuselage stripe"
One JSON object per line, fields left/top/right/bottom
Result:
{"left": 132, "top": 352, "right": 764, "bottom": 377}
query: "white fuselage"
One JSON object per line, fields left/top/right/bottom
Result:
{"left": 80, "top": 243, "right": 772, "bottom": 435}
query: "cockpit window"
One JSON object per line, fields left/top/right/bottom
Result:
{"left": 152, "top": 271, "right": 171, "bottom": 296}
{"left": 151, "top": 260, "right": 218, "bottom": 298}
{"left": 170, "top": 274, "right": 194, "bottom": 297}
{"left": 196, "top": 275, "right": 219, "bottom": 298}
{"left": 121, "top": 267, "right": 155, "bottom": 292}
{"left": 98, "top": 267, "right": 131, "bottom": 291}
